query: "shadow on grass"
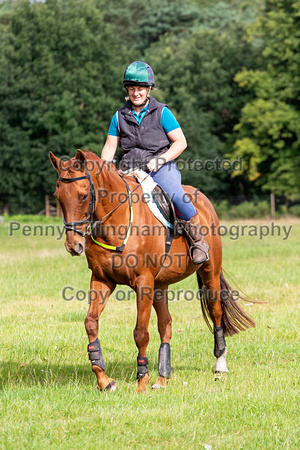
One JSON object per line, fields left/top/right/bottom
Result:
{"left": 0, "top": 359, "right": 135, "bottom": 389}
{"left": 0, "top": 357, "right": 204, "bottom": 390}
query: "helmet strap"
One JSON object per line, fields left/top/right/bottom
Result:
{"left": 131, "top": 98, "right": 149, "bottom": 111}
{"left": 137, "top": 97, "right": 149, "bottom": 107}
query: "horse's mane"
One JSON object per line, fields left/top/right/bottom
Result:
{"left": 79, "top": 149, "right": 138, "bottom": 186}
{"left": 78, "top": 149, "right": 118, "bottom": 173}
{"left": 79, "top": 149, "right": 102, "bottom": 162}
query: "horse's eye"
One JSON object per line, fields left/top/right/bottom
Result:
{"left": 82, "top": 194, "right": 88, "bottom": 202}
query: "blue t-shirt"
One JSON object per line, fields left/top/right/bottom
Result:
{"left": 108, "top": 104, "right": 180, "bottom": 137}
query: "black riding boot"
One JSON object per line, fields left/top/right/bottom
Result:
{"left": 185, "top": 213, "right": 209, "bottom": 264}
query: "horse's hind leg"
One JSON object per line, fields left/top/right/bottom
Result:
{"left": 197, "top": 270, "right": 228, "bottom": 373}
{"left": 85, "top": 274, "right": 117, "bottom": 391}
{"left": 152, "top": 286, "right": 172, "bottom": 389}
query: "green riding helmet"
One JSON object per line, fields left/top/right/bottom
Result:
{"left": 123, "top": 61, "right": 155, "bottom": 87}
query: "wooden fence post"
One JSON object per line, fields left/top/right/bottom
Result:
{"left": 45, "top": 195, "right": 50, "bottom": 217}
{"left": 270, "top": 193, "right": 275, "bottom": 218}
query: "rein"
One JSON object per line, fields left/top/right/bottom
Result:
{"left": 90, "top": 172, "right": 152, "bottom": 251}
{"left": 91, "top": 176, "right": 133, "bottom": 252}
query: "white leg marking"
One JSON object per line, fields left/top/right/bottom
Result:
{"left": 215, "top": 348, "right": 229, "bottom": 373}
{"left": 151, "top": 383, "right": 166, "bottom": 390}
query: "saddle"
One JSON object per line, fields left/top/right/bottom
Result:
{"left": 151, "top": 185, "right": 185, "bottom": 236}
{"left": 123, "top": 168, "right": 185, "bottom": 236}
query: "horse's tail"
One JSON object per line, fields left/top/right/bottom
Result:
{"left": 196, "top": 269, "right": 256, "bottom": 337}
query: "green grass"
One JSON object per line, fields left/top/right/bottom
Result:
{"left": 0, "top": 219, "right": 299, "bottom": 449}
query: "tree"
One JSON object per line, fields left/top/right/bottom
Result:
{"left": 146, "top": 2, "right": 257, "bottom": 195}
{"left": 100, "top": 0, "right": 199, "bottom": 54}
{"left": 0, "top": 0, "right": 134, "bottom": 213}
{"left": 229, "top": 0, "right": 300, "bottom": 199}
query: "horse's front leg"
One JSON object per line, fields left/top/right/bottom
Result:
{"left": 85, "top": 274, "right": 116, "bottom": 391}
{"left": 134, "top": 276, "right": 154, "bottom": 393}
{"left": 152, "top": 286, "right": 172, "bottom": 389}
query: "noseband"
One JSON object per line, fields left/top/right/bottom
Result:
{"left": 58, "top": 172, "right": 96, "bottom": 237}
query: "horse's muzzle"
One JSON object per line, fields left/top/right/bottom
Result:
{"left": 65, "top": 240, "right": 85, "bottom": 256}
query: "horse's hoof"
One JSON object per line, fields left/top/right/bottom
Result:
{"left": 151, "top": 376, "right": 168, "bottom": 389}
{"left": 105, "top": 380, "right": 117, "bottom": 392}
{"left": 97, "top": 380, "right": 117, "bottom": 392}
{"left": 214, "top": 368, "right": 229, "bottom": 374}
{"left": 136, "top": 373, "right": 149, "bottom": 393}
{"left": 151, "top": 383, "right": 166, "bottom": 389}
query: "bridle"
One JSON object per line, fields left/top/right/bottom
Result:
{"left": 58, "top": 172, "right": 96, "bottom": 237}
{"left": 57, "top": 170, "right": 134, "bottom": 252}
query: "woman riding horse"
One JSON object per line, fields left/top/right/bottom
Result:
{"left": 49, "top": 62, "right": 255, "bottom": 393}
{"left": 101, "top": 61, "right": 209, "bottom": 265}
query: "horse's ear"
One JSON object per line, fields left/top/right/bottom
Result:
{"left": 75, "top": 149, "right": 86, "bottom": 162}
{"left": 49, "top": 151, "right": 60, "bottom": 171}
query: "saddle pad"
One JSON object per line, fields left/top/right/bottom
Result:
{"left": 123, "top": 168, "right": 173, "bottom": 229}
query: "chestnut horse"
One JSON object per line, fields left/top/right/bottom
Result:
{"left": 50, "top": 149, "right": 255, "bottom": 392}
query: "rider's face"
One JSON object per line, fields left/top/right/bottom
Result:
{"left": 127, "top": 86, "right": 149, "bottom": 107}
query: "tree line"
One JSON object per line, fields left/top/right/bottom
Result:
{"left": 0, "top": 0, "right": 299, "bottom": 214}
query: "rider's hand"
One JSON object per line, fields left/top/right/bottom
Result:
{"left": 147, "top": 157, "right": 166, "bottom": 172}
{"left": 147, "top": 158, "right": 158, "bottom": 172}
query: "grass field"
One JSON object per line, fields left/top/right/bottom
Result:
{"left": 0, "top": 218, "right": 299, "bottom": 449}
